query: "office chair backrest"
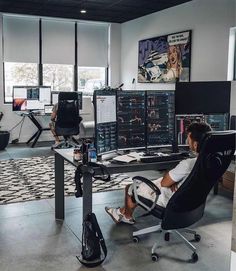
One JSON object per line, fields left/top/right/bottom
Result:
{"left": 162, "top": 131, "right": 235, "bottom": 230}
{"left": 55, "top": 92, "right": 80, "bottom": 136}
{"left": 230, "top": 115, "right": 236, "bottom": 130}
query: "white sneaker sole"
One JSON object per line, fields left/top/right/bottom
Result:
{"left": 105, "top": 207, "right": 122, "bottom": 224}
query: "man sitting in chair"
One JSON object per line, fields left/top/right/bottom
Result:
{"left": 105, "top": 122, "right": 212, "bottom": 224}
{"left": 49, "top": 102, "right": 82, "bottom": 149}
{"left": 49, "top": 103, "right": 61, "bottom": 148}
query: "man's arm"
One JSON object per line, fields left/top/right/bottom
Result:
{"left": 51, "top": 111, "right": 57, "bottom": 121}
{"left": 161, "top": 172, "right": 178, "bottom": 192}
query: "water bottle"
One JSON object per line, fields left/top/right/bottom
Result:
{"left": 88, "top": 144, "right": 97, "bottom": 163}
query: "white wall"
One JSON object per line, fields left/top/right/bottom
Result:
{"left": 120, "top": 0, "right": 236, "bottom": 116}
{"left": 0, "top": 16, "right": 121, "bottom": 143}
{"left": 109, "top": 23, "right": 121, "bottom": 88}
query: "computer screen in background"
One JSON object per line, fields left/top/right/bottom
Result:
{"left": 146, "top": 91, "right": 175, "bottom": 148}
{"left": 117, "top": 91, "right": 146, "bottom": 150}
{"left": 175, "top": 81, "right": 231, "bottom": 114}
{"left": 176, "top": 114, "right": 205, "bottom": 145}
{"left": 12, "top": 86, "right": 51, "bottom": 111}
{"left": 205, "top": 113, "right": 229, "bottom": 131}
{"left": 94, "top": 89, "right": 117, "bottom": 155}
{"left": 44, "top": 105, "right": 54, "bottom": 114}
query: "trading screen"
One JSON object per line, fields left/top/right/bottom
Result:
{"left": 117, "top": 91, "right": 146, "bottom": 150}
{"left": 94, "top": 90, "right": 117, "bottom": 155}
{"left": 12, "top": 86, "right": 51, "bottom": 111}
{"left": 146, "top": 91, "right": 175, "bottom": 147}
{"left": 176, "top": 114, "right": 205, "bottom": 145}
{"left": 204, "top": 114, "right": 229, "bottom": 131}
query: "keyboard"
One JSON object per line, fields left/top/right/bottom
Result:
{"left": 140, "top": 152, "right": 187, "bottom": 163}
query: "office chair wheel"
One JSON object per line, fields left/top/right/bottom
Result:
{"left": 164, "top": 232, "right": 170, "bottom": 241}
{"left": 191, "top": 252, "right": 198, "bottom": 263}
{"left": 194, "top": 234, "right": 201, "bottom": 242}
{"left": 133, "top": 236, "right": 140, "bottom": 243}
{"left": 151, "top": 253, "right": 159, "bottom": 262}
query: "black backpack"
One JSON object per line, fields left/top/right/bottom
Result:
{"left": 77, "top": 213, "right": 107, "bottom": 267}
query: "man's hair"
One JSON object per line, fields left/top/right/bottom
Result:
{"left": 186, "top": 122, "right": 212, "bottom": 144}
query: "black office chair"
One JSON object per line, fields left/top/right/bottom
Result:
{"left": 230, "top": 115, "right": 236, "bottom": 130}
{"left": 55, "top": 92, "right": 82, "bottom": 148}
{"left": 132, "top": 131, "right": 236, "bottom": 263}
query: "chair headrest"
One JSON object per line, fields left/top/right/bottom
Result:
{"left": 58, "top": 92, "right": 78, "bottom": 100}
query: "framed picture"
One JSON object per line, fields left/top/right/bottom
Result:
{"left": 138, "top": 30, "right": 191, "bottom": 83}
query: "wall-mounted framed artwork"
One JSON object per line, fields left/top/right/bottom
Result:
{"left": 138, "top": 30, "right": 191, "bottom": 83}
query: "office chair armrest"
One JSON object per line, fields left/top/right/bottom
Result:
{"left": 132, "top": 176, "right": 161, "bottom": 212}
{"left": 132, "top": 176, "right": 161, "bottom": 195}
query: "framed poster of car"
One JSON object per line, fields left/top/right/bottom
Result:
{"left": 138, "top": 30, "right": 191, "bottom": 83}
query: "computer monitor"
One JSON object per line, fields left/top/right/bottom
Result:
{"left": 146, "top": 91, "right": 175, "bottom": 147}
{"left": 44, "top": 104, "right": 54, "bottom": 115}
{"left": 175, "top": 114, "right": 205, "bottom": 145}
{"left": 94, "top": 89, "right": 117, "bottom": 155}
{"left": 51, "top": 91, "right": 83, "bottom": 110}
{"left": 175, "top": 81, "right": 231, "bottom": 114}
{"left": 205, "top": 113, "right": 229, "bottom": 131}
{"left": 12, "top": 86, "right": 51, "bottom": 111}
{"left": 117, "top": 91, "right": 146, "bottom": 150}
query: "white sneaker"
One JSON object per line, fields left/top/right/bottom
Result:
{"left": 52, "top": 141, "right": 60, "bottom": 149}
{"left": 120, "top": 215, "right": 136, "bottom": 225}
{"left": 105, "top": 207, "right": 123, "bottom": 223}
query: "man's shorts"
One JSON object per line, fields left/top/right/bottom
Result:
{"left": 128, "top": 177, "right": 174, "bottom": 208}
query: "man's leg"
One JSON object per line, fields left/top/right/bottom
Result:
{"left": 120, "top": 184, "right": 137, "bottom": 219}
{"left": 49, "top": 122, "right": 60, "bottom": 144}
{"left": 105, "top": 184, "right": 136, "bottom": 224}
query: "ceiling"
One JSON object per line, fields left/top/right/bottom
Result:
{"left": 0, "top": 0, "right": 193, "bottom": 23}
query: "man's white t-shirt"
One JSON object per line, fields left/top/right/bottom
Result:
{"left": 129, "top": 157, "right": 197, "bottom": 207}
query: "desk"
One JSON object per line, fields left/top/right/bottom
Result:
{"left": 54, "top": 149, "right": 180, "bottom": 220}
{"left": 25, "top": 112, "right": 50, "bottom": 147}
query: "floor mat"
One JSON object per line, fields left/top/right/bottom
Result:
{"left": 0, "top": 156, "right": 132, "bottom": 204}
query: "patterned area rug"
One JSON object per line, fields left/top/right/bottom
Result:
{"left": 0, "top": 156, "right": 132, "bottom": 204}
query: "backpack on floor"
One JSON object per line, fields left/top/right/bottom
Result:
{"left": 77, "top": 212, "right": 107, "bottom": 267}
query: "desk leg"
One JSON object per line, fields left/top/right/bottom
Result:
{"left": 83, "top": 171, "right": 93, "bottom": 220}
{"left": 31, "top": 130, "right": 42, "bottom": 148}
{"left": 55, "top": 152, "right": 65, "bottom": 220}
{"left": 26, "top": 131, "right": 38, "bottom": 144}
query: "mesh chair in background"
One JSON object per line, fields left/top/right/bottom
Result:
{"left": 132, "top": 131, "right": 236, "bottom": 263}
{"left": 54, "top": 92, "right": 82, "bottom": 149}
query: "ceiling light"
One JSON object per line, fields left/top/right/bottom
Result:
{"left": 80, "top": 9, "right": 87, "bottom": 14}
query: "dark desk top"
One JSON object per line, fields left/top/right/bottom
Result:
{"left": 54, "top": 149, "right": 181, "bottom": 174}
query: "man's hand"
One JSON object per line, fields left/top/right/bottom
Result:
{"left": 170, "top": 183, "right": 178, "bottom": 192}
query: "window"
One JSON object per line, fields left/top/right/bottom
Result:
{"left": 3, "top": 16, "right": 109, "bottom": 102}
{"left": 43, "top": 64, "right": 73, "bottom": 91}
{"left": 4, "top": 62, "right": 38, "bottom": 102}
{"left": 3, "top": 16, "right": 39, "bottom": 102}
{"left": 78, "top": 67, "right": 106, "bottom": 95}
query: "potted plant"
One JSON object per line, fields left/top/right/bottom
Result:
{"left": 0, "top": 112, "right": 10, "bottom": 150}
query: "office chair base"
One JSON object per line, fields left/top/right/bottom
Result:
{"left": 133, "top": 224, "right": 162, "bottom": 237}
{"left": 133, "top": 225, "right": 199, "bottom": 262}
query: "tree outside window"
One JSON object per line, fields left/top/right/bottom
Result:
{"left": 4, "top": 62, "right": 38, "bottom": 103}
{"left": 43, "top": 64, "right": 73, "bottom": 91}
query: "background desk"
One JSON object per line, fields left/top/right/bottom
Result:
{"left": 25, "top": 112, "right": 50, "bottom": 147}
{"left": 54, "top": 149, "right": 180, "bottom": 220}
